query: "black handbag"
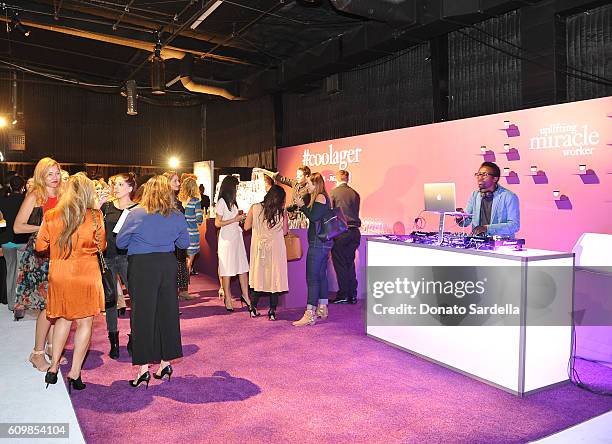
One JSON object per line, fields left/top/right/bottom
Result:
{"left": 317, "top": 204, "right": 348, "bottom": 241}
{"left": 92, "top": 208, "right": 116, "bottom": 309}
{"left": 27, "top": 207, "right": 43, "bottom": 226}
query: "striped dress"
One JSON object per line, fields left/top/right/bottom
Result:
{"left": 184, "top": 197, "right": 203, "bottom": 256}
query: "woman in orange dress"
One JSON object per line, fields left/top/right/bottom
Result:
{"left": 35, "top": 173, "right": 106, "bottom": 392}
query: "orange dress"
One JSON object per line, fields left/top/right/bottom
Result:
{"left": 35, "top": 209, "right": 106, "bottom": 320}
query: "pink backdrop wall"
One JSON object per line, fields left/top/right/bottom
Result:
{"left": 278, "top": 96, "right": 612, "bottom": 252}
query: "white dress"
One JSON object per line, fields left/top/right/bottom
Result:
{"left": 217, "top": 198, "right": 249, "bottom": 277}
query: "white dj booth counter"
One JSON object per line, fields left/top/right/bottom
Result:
{"left": 366, "top": 238, "right": 574, "bottom": 396}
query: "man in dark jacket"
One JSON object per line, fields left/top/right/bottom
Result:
{"left": 329, "top": 170, "right": 361, "bottom": 304}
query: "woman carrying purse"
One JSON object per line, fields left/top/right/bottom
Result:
{"left": 292, "top": 173, "right": 333, "bottom": 327}
{"left": 13, "top": 157, "right": 62, "bottom": 371}
{"left": 36, "top": 173, "right": 106, "bottom": 392}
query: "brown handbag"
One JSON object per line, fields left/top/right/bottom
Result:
{"left": 284, "top": 231, "right": 302, "bottom": 261}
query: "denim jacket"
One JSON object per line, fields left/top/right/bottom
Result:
{"left": 460, "top": 185, "right": 520, "bottom": 237}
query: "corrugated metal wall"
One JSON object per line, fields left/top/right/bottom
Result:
{"left": 448, "top": 11, "right": 521, "bottom": 120}
{"left": 205, "top": 95, "right": 275, "bottom": 168}
{"left": 566, "top": 3, "right": 612, "bottom": 101}
{"left": 0, "top": 76, "right": 202, "bottom": 166}
{"left": 281, "top": 43, "right": 433, "bottom": 147}
{"left": 0, "top": 76, "right": 275, "bottom": 168}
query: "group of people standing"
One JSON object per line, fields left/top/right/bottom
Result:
{"left": 0, "top": 156, "right": 362, "bottom": 391}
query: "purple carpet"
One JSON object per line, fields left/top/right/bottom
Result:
{"left": 59, "top": 275, "right": 612, "bottom": 444}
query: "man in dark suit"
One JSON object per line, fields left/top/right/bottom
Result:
{"left": 199, "top": 184, "right": 211, "bottom": 214}
{"left": 329, "top": 170, "right": 361, "bottom": 304}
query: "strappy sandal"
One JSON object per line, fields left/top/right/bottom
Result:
{"left": 45, "top": 345, "right": 68, "bottom": 365}
{"left": 29, "top": 350, "right": 50, "bottom": 372}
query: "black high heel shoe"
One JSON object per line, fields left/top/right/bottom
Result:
{"left": 240, "top": 296, "right": 259, "bottom": 317}
{"left": 153, "top": 364, "right": 173, "bottom": 381}
{"left": 45, "top": 370, "right": 58, "bottom": 389}
{"left": 127, "top": 333, "right": 133, "bottom": 358}
{"left": 67, "top": 375, "right": 86, "bottom": 394}
{"left": 129, "top": 371, "right": 151, "bottom": 389}
{"left": 268, "top": 310, "right": 276, "bottom": 321}
{"left": 249, "top": 306, "right": 260, "bottom": 318}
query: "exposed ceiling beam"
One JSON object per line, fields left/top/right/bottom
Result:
{"left": 190, "top": 0, "right": 224, "bottom": 30}
{"left": 0, "top": 16, "right": 251, "bottom": 65}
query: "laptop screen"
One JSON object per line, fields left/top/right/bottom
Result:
{"left": 424, "top": 183, "right": 456, "bottom": 213}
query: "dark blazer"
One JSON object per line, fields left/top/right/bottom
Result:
{"left": 329, "top": 183, "right": 361, "bottom": 228}
{"left": 0, "top": 193, "right": 29, "bottom": 244}
{"left": 200, "top": 194, "right": 211, "bottom": 211}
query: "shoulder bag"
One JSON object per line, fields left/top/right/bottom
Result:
{"left": 92, "top": 208, "right": 116, "bottom": 309}
{"left": 317, "top": 201, "right": 348, "bottom": 241}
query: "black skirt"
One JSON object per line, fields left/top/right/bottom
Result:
{"left": 128, "top": 252, "right": 183, "bottom": 365}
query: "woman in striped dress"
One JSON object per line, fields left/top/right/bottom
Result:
{"left": 179, "top": 177, "right": 203, "bottom": 297}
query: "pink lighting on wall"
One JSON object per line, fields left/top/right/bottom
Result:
{"left": 277, "top": 95, "right": 611, "bottom": 252}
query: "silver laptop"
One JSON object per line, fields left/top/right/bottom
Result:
{"left": 424, "top": 183, "right": 456, "bottom": 213}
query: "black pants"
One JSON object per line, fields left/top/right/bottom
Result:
{"left": 331, "top": 228, "right": 361, "bottom": 300}
{"left": 251, "top": 290, "right": 281, "bottom": 311}
{"left": 128, "top": 252, "right": 182, "bottom": 365}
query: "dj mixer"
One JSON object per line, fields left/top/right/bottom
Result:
{"left": 383, "top": 232, "right": 525, "bottom": 251}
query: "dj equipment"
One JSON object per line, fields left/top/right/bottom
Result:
{"left": 384, "top": 231, "right": 526, "bottom": 251}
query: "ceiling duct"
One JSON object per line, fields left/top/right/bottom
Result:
{"left": 329, "top": 0, "right": 417, "bottom": 26}
{"left": 179, "top": 55, "right": 242, "bottom": 100}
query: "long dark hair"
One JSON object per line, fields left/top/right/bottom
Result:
{"left": 218, "top": 175, "right": 239, "bottom": 210}
{"left": 307, "top": 172, "right": 329, "bottom": 209}
{"left": 261, "top": 185, "right": 286, "bottom": 229}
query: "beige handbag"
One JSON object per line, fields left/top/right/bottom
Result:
{"left": 284, "top": 231, "right": 302, "bottom": 261}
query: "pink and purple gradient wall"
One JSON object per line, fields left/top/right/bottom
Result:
{"left": 278, "top": 96, "right": 612, "bottom": 252}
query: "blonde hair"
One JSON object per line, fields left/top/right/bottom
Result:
{"left": 139, "top": 175, "right": 175, "bottom": 216}
{"left": 163, "top": 171, "right": 178, "bottom": 182}
{"left": 307, "top": 172, "right": 329, "bottom": 209}
{"left": 178, "top": 177, "right": 200, "bottom": 203}
{"left": 93, "top": 179, "right": 108, "bottom": 190}
{"left": 55, "top": 173, "right": 97, "bottom": 258}
{"left": 31, "top": 157, "right": 61, "bottom": 205}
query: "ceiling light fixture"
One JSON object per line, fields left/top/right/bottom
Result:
{"left": 151, "top": 33, "right": 165, "bottom": 95}
{"left": 126, "top": 80, "right": 138, "bottom": 115}
{"left": 190, "top": 1, "right": 223, "bottom": 30}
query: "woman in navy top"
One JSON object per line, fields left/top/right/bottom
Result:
{"left": 117, "top": 175, "right": 189, "bottom": 388}
{"left": 293, "top": 172, "right": 333, "bottom": 327}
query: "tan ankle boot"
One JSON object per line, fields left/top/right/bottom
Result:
{"left": 316, "top": 304, "right": 328, "bottom": 320}
{"left": 29, "top": 350, "right": 50, "bottom": 372}
{"left": 292, "top": 309, "right": 316, "bottom": 327}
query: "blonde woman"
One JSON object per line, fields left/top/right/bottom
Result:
{"left": 178, "top": 177, "right": 203, "bottom": 298}
{"left": 13, "top": 157, "right": 62, "bottom": 371}
{"left": 293, "top": 172, "right": 333, "bottom": 327}
{"left": 117, "top": 176, "right": 189, "bottom": 388}
{"left": 164, "top": 171, "right": 189, "bottom": 296}
{"left": 36, "top": 173, "right": 106, "bottom": 392}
